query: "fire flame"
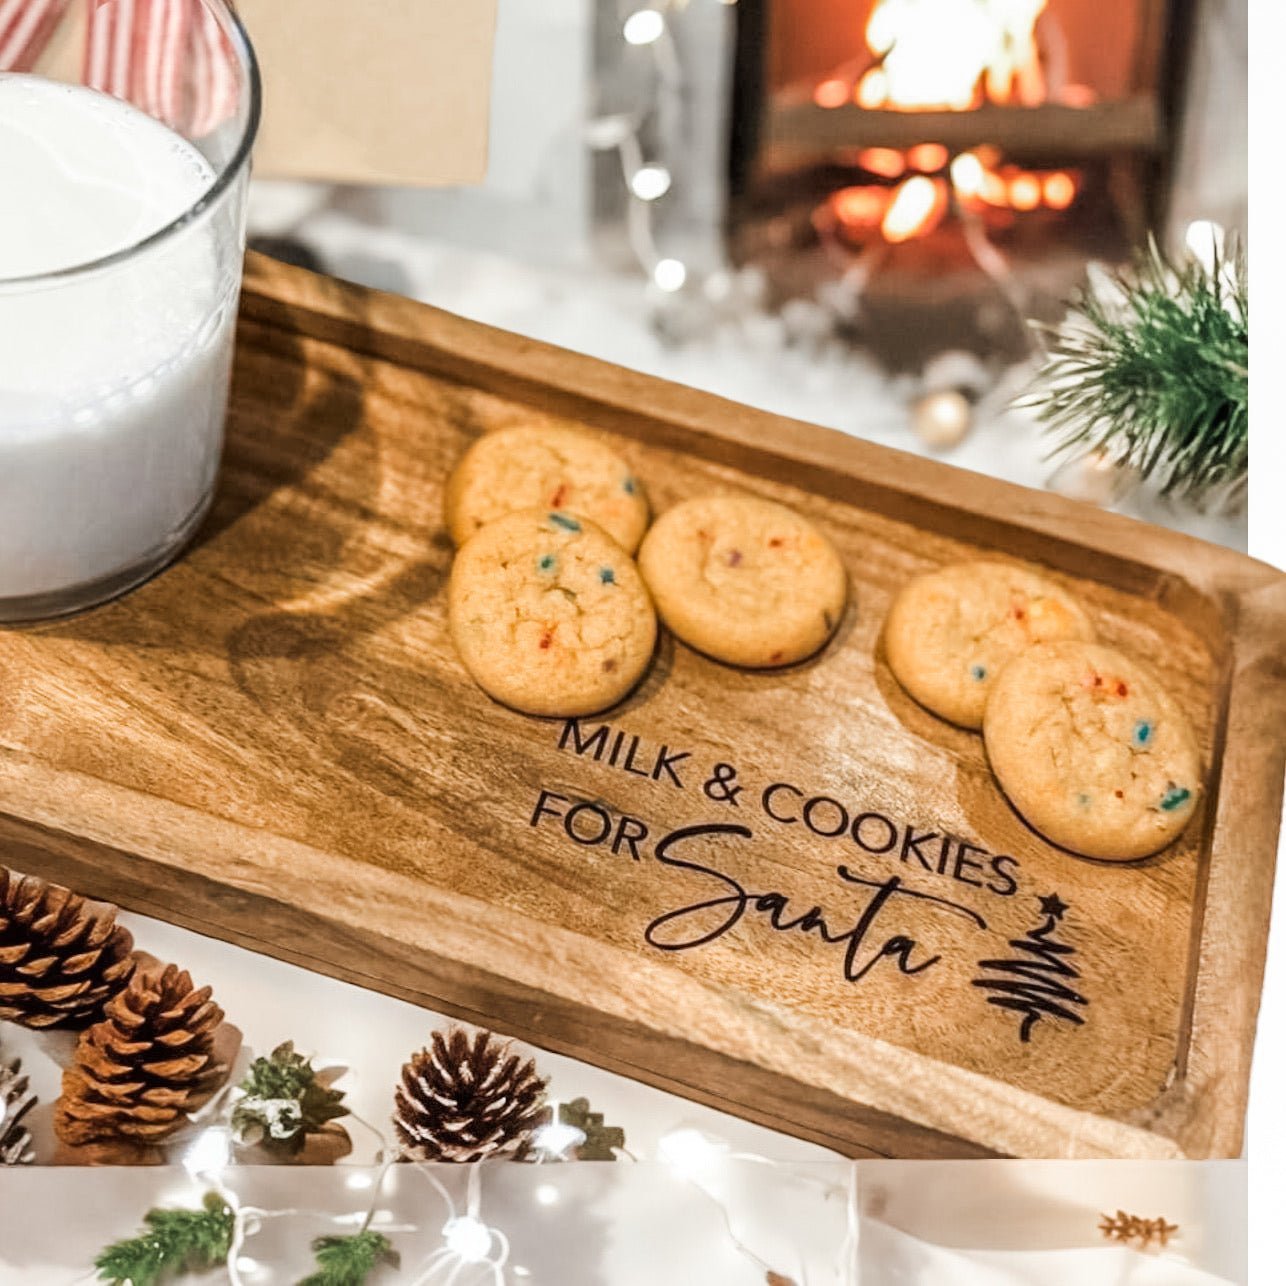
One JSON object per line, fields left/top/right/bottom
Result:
{"left": 858, "top": 0, "right": 1048, "bottom": 110}
{"left": 811, "top": 0, "right": 1084, "bottom": 244}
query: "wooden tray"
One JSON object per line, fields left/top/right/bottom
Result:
{"left": 2, "top": 255, "right": 1282, "bottom": 1160}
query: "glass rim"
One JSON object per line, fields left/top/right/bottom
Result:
{"left": 0, "top": 0, "right": 261, "bottom": 289}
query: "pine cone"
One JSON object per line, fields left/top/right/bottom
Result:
{"left": 393, "top": 1027, "right": 548, "bottom": 1162}
{"left": 0, "top": 865, "right": 136, "bottom": 1029}
{"left": 0, "top": 1054, "right": 36, "bottom": 1165}
{"left": 54, "top": 962, "right": 228, "bottom": 1146}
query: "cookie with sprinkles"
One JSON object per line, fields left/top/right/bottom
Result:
{"left": 445, "top": 425, "right": 650, "bottom": 553}
{"left": 983, "top": 641, "right": 1202, "bottom": 861}
{"left": 637, "top": 495, "right": 847, "bottom": 668}
{"left": 448, "top": 509, "right": 656, "bottom": 716}
{"left": 884, "top": 561, "right": 1095, "bottom": 729}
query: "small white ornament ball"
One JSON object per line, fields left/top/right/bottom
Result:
{"left": 911, "top": 389, "right": 972, "bottom": 450}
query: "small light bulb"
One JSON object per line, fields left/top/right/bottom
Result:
{"left": 657, "top": 1127, "right": 726, "bottom": 1178}
{"left": 181, "top": 1126, "right": 231, "bottom": 1177}
{"left": 653, "top": 258, "right": 687, "bottom": 292}
{"left": 443, "top": 1215, "right": 492, "bottom": 1264}
{"left": 532, "top": 1118, "right": 586, "bottom": 1157}
{"left": 1185, "top": 219, "right": 1224, "bottom": 272}
{"left": 535, "top": 1183, "right": 560, "bottom": 1206}
{"left": 630, "top": 164, "right": 672, "bottom": 201}
{"left": 623, "top": 9, "right": 665, "bottom": 44}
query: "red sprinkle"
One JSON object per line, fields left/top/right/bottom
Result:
{"left": 550, "top": 485, "right": 568, "bottom": 507}
{"left": 727, "top": 549, "right": 743, "bottom": 567}
{"left": 1115, "top": 681, "right": 1129, "bottom": 697}
{"left": 1115, "top": 789, "right": 1124, "bottom": 799}
{"left": 768, "top": 537, "right": 783, "bottom": 548}
{"left": 539, "top": 629, "right": 554, "bottom": 650}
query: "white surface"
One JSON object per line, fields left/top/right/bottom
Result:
{"left": 0, "top": 75, "right": 238, "bottom": 601}
{"left": 0, "top": 1159, "right": 1242, "bottom": 1284}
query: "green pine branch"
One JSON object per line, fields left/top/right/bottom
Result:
{"left": 1027, "top": 235, "right": 1247, "bottom": 506}
{"left": 232, "top": 1040, "right": 348, "bottom": 1153}
{"left": 559, "top": 1097, "right": 626, "bottom": 1160}
{"left": 95, "top": 1192, "right": 235, "bottom": 1286}
{"left": 298, "top": 1230, "right": 398, "bottom": 1286}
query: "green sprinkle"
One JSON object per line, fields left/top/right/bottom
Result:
{"left": 1160, "top": 785, "right": 1192, "bottom": 812}
{"left": 1131, "top": 720, "right": 1153, "bottom": 748}
{"left": 538, "top": 554, "right": 557, "bottom": 573}
{"left": 623, "top": 477, "right": 637, "bottom": 495}
{"left": 549, "top": 512, "right": 581, "bottom": 532}
{"left": 599, "top": 567, "right": 615, "bottom": 584}
{"left": 970, "top": 664, "right": 987, "bottom": 681}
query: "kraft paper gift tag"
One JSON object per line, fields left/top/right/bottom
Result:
{"left": 235, "top": 0, "right": 498, "bottom": 186}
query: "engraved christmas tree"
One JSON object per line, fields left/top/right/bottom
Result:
{"left": 972, "top": 894, "right": 1088, "bottom": 1042}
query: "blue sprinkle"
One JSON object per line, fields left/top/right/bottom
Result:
{"left": 538, "top": 554, "right": 556, "bottom": 574}
{"left": 1131, "top": 720, "right": 1153, "bottom": 748}
{"left": 549, "top": 512, "right": 581, "bottom": 532}
{"left": 623, "top": 477, "right": 637, "bottom": 495}
{"left": 599, "top": 566, "right": 616, "bottom": 584}
{"left": 970, "top": 664, "right": 988, "bottom": 681}
{"left": 1160, "top": 785, "right": 1192, "bottom": 812}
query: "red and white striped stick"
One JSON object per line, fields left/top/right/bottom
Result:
{"left": 0, "top": 0, "right": 72, "bottom": 72}
{"left": 1, "top": 0, "right": 238, "bottom": 136}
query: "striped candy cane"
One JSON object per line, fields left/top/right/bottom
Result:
{"left": 0, "top": 0, "right": 72, "bottom": 72}
{"left": 1, "top": 0, "right": 238, "bottom": 135}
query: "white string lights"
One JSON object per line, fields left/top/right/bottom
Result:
{"left": 156, "top": 1105, "right": 857, "bottom": 1285}
{"left": 587, "top": 3, "right": 689, "bottom": 293}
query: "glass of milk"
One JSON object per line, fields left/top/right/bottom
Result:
{"left": 0, "top": 0, "right": 259, "bottom": 622}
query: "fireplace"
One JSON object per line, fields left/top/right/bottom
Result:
{"left": 726, "top": 0, "right": 1192, "bottom": 367}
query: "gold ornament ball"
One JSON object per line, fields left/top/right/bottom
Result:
{"left": 911, "top": 390, "right": 972, "bottom": 450}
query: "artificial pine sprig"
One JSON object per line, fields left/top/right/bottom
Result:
{"left": 1028, "top": 235, "right": 1247, "bottom": 506}
{"left": 558, "top": 1097, "right": 626, "bottom": 1160}
{"left": 298, "top": 1230, "right": 398, "bottom": 1286}
{"left": 94, "top": 1191, "right": 235, "bottom": 1286}
{"left": 232, "top": 1040, "right": 348, "bottom": 1153}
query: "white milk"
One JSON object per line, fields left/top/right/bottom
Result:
{"left": 0, "top": 74, "right": 242, "bottom": 614}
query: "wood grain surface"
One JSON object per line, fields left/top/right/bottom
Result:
{"left": 1, "top": 254, "right": 1282, "bottom": 1159}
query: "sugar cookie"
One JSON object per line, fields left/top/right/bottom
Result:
{"left": 983, "top": 641, "right": 1202, "bottom": 860}
{"left": 448, "top": 509, "right": 656, "bottom": 716}
{"left": 885, "top": 560, "right": 1095, "bottom": 728}
{"left": 445, "top": 426, "right": 649, "bottom": 553}
{"left": 637, "top": 495, "right": 847, "bottom": 668}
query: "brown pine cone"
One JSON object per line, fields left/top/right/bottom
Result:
{"left": 54, "top": 962, "right": 228, "bottom": 1146}
{"left": 0, "top": 1054, "right": 36, "bottom": 1165}
{"left": 0, "top": 865, "right": 136, "bottom": 1029}
{"left": 394, "top": 1026, "right": 548, "bottom": 1162}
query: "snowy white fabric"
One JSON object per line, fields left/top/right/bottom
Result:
{"left": 860, "top": 1220, "right": 1236, "bottom": 1286}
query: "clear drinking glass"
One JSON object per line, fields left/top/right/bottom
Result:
{"left": 0, "top": 0, "right": 260, "bottom": 622}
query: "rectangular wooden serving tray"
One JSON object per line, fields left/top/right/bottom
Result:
{"left": 3, "top": 254, "right": 1283, "bottom": 1160}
